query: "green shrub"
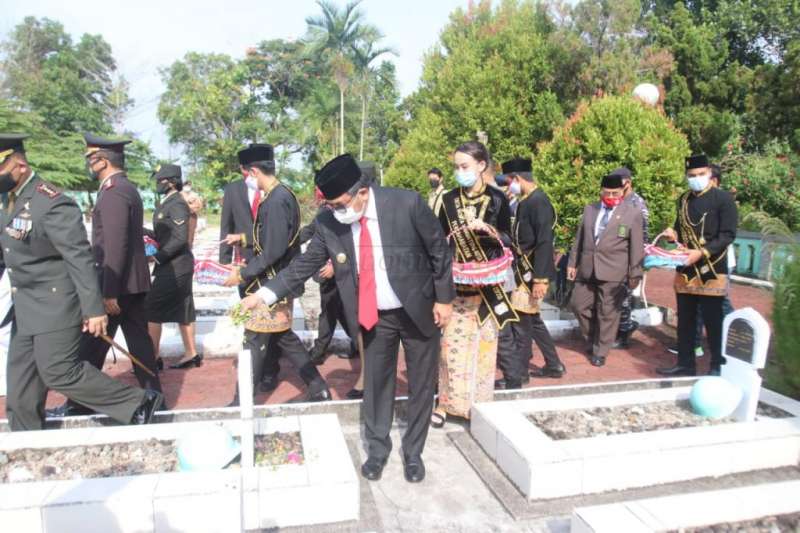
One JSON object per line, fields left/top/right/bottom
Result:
{"left": 533, "top": 95, "right": 690, "bottom": 249}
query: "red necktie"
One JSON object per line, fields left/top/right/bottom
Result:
{"left": 358, "top": 216, "right": 378, "bottom": 331}
{"left": 250, "top": 189, "right": 261, "bottom": 220}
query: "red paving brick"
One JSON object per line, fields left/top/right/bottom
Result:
{"left": 0, "top": 271, "right": 775, "bottom": 416}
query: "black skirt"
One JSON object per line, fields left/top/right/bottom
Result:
{"left": 145, "top": 271, "right": 196, "bottom": 324}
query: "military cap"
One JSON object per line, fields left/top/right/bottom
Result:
{"left": 685, "top": 154, "right": 710, "bottom": 170}
{"left": 83, "top": 132, "right": 131, "bottom": 157}
{"left": 238, "top": 143, "right": 274, "bottom": 166}
{"left": 358, "top": 160, "right": 377, "bottom": 185}
{"left": 601, "top": 173, "right": 624, "bottom": 189}
{"left": 315, "top": 154, "right": 362, "bottom": 200}
{"left": 499, "top": 157, "right": 533, "bottom": 182}
{"left": 152, "top": 163, "right": 182, "bottom": 180}
{"left": 0, "top": 133, "right": 28, "bottom": 165}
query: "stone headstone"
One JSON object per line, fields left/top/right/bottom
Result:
{"left": 720, "top": 307, "right": 770, "bottom": 422}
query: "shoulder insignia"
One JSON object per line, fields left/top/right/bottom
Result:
{"left": 103, "top": 178, "right": 115, "bottom": 190}
{"left": 173, "top": 218, "right": 185, "bottom": 226}
{"left": 36, "top": 183, "right": 60, "bottom": 198}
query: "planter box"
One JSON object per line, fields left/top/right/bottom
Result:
{"left": 0, "top": 414, "right": 358, "bottom": 532}
{"left": 471, "top": 386, "right": 800, "bottom": 500}
{"left": 571, "top": 479, "right": 800, "bottom": 533}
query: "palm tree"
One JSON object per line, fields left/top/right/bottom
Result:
{"left": 304, "top": 0, "right": 376, "bottom": 155}
{"left": 352, "top": 35, "right": 395, "bottom": 160}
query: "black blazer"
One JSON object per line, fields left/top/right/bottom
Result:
{"left": 264, "top": 186, "right": 456, "bottom": 339}
{"left": 219, "top": 179, "right": 256, "bottom": 264}
{"left": 145, "top": 192, "right": 194, "bottom": 278}
{"left": 92, "top": 172, "right": 151, "bottom": 298}
{"left": 514, "top": 188, "right": 557, "bottom": 281}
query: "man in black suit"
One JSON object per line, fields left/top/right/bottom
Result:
{"left": 240, "top": 154, "right": 454, "bottom": 483}
{"left": 50, "top": 133, "right": 163, "bottom": 417}
{"left": 221, "top": 144, "right": 282, "bottom": 390}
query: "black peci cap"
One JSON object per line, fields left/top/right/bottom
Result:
{"left": 315, "top": 154, "right": 362, "bottom": 200}
{"left": 685, "top": 154, "right": 710, "bottom": 170}
{"left": 238, "top": 143, "right": 274, "bottom": 166}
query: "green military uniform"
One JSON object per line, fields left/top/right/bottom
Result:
{"left": 0, "top": 134, "right": 147, "bottom": 431}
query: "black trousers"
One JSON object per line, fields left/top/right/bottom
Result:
{"left": 677, "top": 294, "right": 724, "bottom": 369}
{"left": 78, "top": 293, "right": 162, "bottom": 392}
{"left": 362, "top": 308, "right": 439, "bottom": 460}
{"left": 499, "top": 312, "right": 561, "bottom": 382}
{"left": 244, "top": 329, "right": 326, "bottom": 395}
{"left": 312, "top": 279, "right": 354, "bottom": 356}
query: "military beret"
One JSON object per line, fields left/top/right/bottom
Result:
{"left": 608, "top": 166, "right": 632, "bottom": 180}
{"left": 685, "top": 154, "right": 710, "bottom": 170}
{"left": 152, "top": 163, "right": 182, "bottom": 180}
{"left": 316, "top": 154, "right": 362, "bottom": 200}
{"left": 0, "top": 133, "right": 28, "bottom": 165}
{"left": 358, "top": 160, "right": 377, "bottom": 185}
{"left": 83, "top": 132, "right": 131, "bottom": 157}
{"left": 238, "top": 143, "right": 274, "bottom": 166}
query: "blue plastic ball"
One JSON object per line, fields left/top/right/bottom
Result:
{"left": 689, "top": 377, "right": 743, "bottom": 419}
{"left": 177, "top": 425, "right": 241, "bottom": 471}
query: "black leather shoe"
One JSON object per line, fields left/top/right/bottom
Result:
{"left": 259, "top": 375, "right": 279, "bottom": 393}
{"left": 530, "top": 364, "right": 565, "bottom": 378}
{"left": 402, "top": 455, "right": 426, "bottom": 483}
{"left": 361, "top": 456, "right": 388, "bottom": 481}
{"left": 169, "top": 354, "right": 203, "bottom": 369}
{"left": 494, "top": 378, "right": 507, "bottom": 390}
{"left": 309, "top": 349, "right": 326, "bottom": 365}
{"left": 290, "top": 388, "right": 332, "bottom": 403}
{"left": 590, "top": 356, "right": 606, "bottom": 367}
{"left": 46, "top": 401, "right": 95, "bottom": 418}
{"left": 131, "top": 390, "right": 163, "bottom": 425}
{"left": 656, "top": 365, "right": 696, "bottom": 377}
{"left": 337, "top": 343, "right": 359, "bottom": 359}
{"left": 345, "top": 388, "right": 364, "bottom": 400}
{"left": 709, "top": 366, "right": 721, "bottom": 376}
{"left": 156, "top": 358, "right": 164, "bottom": 371}
{"left": 614, "top": 322, "right": 639, "bottom": 348}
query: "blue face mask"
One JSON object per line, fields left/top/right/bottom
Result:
{"left": 687, "top": 174, "right": 710, "bottom": 192}
{"left": 456, "top": 170, "right": 478, "bottom": 188}
{"left": 509, "top": 181, "right": 522, "bottom": 196}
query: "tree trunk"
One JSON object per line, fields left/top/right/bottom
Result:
{"left": 359, "top": 93, "right": 367, "bottom": 161}
{"left": 339, "top": 87, "right": 345, "bottom": 155}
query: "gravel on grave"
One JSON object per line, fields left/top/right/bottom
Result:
{"left": 668, "top": 511, "right": 800, "bottom": 532}
{"left": 527, "top": 401, "right": 792, "bottom": 440}
{"left": 0, "top": 431, "right": 304, "bottom": 483}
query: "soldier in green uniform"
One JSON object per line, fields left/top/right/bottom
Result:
{"left": 0, "top": 133, "right": 162, "bottom": 431}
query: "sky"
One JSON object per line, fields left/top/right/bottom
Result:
{"left": 0, "top": 0, "right": 469, "bottom": 160}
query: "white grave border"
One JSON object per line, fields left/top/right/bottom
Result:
{"left": 470, "top": 386, "right": 800, "bottom": 500}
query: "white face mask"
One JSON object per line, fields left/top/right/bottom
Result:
{"left": 687, "top": 173, "right": 711, "bottom": 192}
{"left": 509, "top": 181, "right": 522, "bottom": 196}
{"left": 332, "top": 195, "right": 366, "bottom": 225}
{"left": 245, "top": 176, "right": 258, "bottom": 190}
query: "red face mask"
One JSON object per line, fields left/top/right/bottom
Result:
{"left": 601, "top": 195, "right": 622, "bottom": 208}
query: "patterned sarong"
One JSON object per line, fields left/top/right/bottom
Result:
{"left": 438, "top": 295, "right": 499, "bottom": 418}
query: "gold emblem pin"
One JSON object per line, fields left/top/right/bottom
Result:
{"left": 336, "top": 253, "right": 347, "bottom": 264}
{"left": 158, "top": 213, "right": 164, "bottom": 219}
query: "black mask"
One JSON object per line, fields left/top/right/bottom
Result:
{"left": 429, "top": 179, "right": 440, "bottom": 189}
{"left": 86, "top": 161, "right": 100, "bottom": 181}
{"left": 0, "top": 172, "right": 16, "bottom": 194}
{"left": 156, "top": 181, "right": 171, "bottom": 195}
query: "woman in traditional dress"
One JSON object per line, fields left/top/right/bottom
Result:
{"left": 431, "top": 141, "right": 518, "bottom": 428}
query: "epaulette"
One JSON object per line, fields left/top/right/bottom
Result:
{"left": 103, "top": 177, "right": 116, "bottom": 190}
{"left": 36, "top": 183, "right": 60, "bottom": 198}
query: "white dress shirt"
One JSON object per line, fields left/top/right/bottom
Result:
{"left": 245, "top": 179, "right": 259, "bottom": 212}
{"left": 593, "top": 204, "right": 616, "bottom": 241}
{"left": 351, "top": 187, "right": 402, "bottom": 310}
{"left": 256, "top": 187, "right": 403, "bottom": 310}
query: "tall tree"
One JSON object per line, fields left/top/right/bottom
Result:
{"left": 352, "top": 35, "right": 395, "bottom": 160}
{"left": 304, "top": 0, "right": 378, "bottom": 155}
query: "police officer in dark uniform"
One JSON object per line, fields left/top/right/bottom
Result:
{"left": 51, "top": 133, "right": 163, "bottom": 417}
{"left": 658, "top": 154, "right": 738, "bottom": 377}
{"left": 223, "top": 144, "right": 330, "bottom": 403}
{"left": 144, "top": 164, "right": 200, "bottom": 369}
{"left": 497, "top": 158, "right": 564, "bottom": 389}
{"left": 0, "top": 133, "right": 161, "bottom": 430}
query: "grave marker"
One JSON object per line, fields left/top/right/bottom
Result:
{"left": 720, "top": 307, "right": 770, "bottom": 422}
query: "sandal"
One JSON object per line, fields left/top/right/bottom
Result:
{"left": 430, "top": 410, "right": 446, "bottom": 429}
